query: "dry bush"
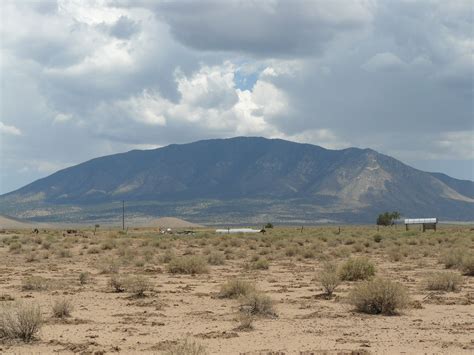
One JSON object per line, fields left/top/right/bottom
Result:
{"left": 0, "top": 302, "right": 43, "bottom": 342}
{"left": 9, "top": 242, "right": 22, "bottom": 254}
{"left": 249, "top": 258, "right": 270, "bottom": 270}
{"left": 387, "top": 247, "right": 403, "bottom": 262}
{"left": 126, "top": 276, "right": 151, "bottom": 297}
{"left": 239, "top": 292, "right": 277, "bottom": 317}
{"left": 56, "top": 248, "right": 72, "bottom": 258}
{"left": 461, "top": 255, "right": 474, "bottom": 276}
{"left": 338, "top": 257, "right": 376, "bottom": 281}
{"left": 218, "top": 279, "right": 256, "bottom": 299}
{"left": 51, "top": 299, "right": 73, "bottom": 318}
{"left": 235, "top": 311, "right": 254, "bottom": 331}
{"left": 373, "top": 234, "right": 382, "bottom": 243}
{"left": 349, "top": 278, "right": 409, "bottom": 315}
{"left": 207, "top": 252, "right": 225, "bottom": 265}
{"left": 163, "top": 338, "right": 208, "bottom": 355}
{"left": 440, "top": 249, "right": 465, "bottom": 269}
{"left": 108, "top": 275, "right": 127, "bottom": 292}
{"left": 79, "top": 272, "right": 90, "bottom": 285}
{"left": 160, "top": 250, "right": 175, "bottom": 263}
{"left": 98, "top": 258, "right": 120, "bottom": 274}
{"left": 25, "top": 253, "right": 39, "bottom": 263}
{"left": 425, "top": 272, "right": 463, "bottom": 292}
{"left": 319, "top": 263, "right": 341, "bottom": 297}
{"left": 21, "top": 276, "right": 49, "bottom": 291}
{"left": 167, "top": 256, "right": 209, "bottom": 274}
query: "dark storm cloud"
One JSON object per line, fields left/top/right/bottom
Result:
{"left": 0, "top": 0, "right": 472, "bottom": 194}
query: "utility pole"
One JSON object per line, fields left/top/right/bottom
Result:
{"left": 122, "top": 200, "right": 125, "bottom": 231}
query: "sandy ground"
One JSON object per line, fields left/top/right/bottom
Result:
{"left": 0, "top": 226, "right": 473, "bottom": 354}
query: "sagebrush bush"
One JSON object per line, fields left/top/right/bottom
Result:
{"left": 461, "top": 255, "right": 474, "bottom": 276}
{"left": 319, "top": 263, "right": 341, "bottom": 297}
{"left": 218, "top": 279, "right": 256, "bottom": 299}
{"left": 126, "top": 276, "right": 151, "bottom": 297}
{"left": 79, "top": 272, "right": 90, "bottom": 285}
{"left": 425, "top": 272, "right": 463, "bottom": 292}
{"left": 0, "top": 302, "right": 43, "bottom": 342}
{"left": 21, "top": 276, "right": 49, "bottom": 291}
{"left": 349, "top": 278, "right": 409, "bottom": 315}
{"left": 440, "top": 249, "right": 465, "bottom": 269}
{"left": 207, "top": 252, "right": 225, "bottom": 265}
{"left": 249, "top": 258, "right": 269, "bottom": 270}
{"left": 338, "top": 257, "right": 376, "bottom": 281}
{"left": 52, "top": 299, "right": 73, "bottom": 318}
{"left": 235, "top": 311, "right": 254, "bottom": 331}
{"left": 108, "top": 275, "right": 127, "bottom": 292}
{"left": 163, "top": 338, "right": 207, "bottom": 355}
{"left": 239, "top": 292, "right": 276, "bottom": 317}
{"left": 167, "top": 256, "right": 209, "bottom": 274}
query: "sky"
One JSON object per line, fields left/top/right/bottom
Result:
{"left": 0, "top": 0, "right": 473, "bottom": 194}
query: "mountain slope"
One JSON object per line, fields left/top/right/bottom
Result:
{"left": 1, "top": 137, "right": 472, "bottom": 223}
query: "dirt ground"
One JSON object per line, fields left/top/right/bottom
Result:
{"left": 0, "top": 225, "right": 473, "bottom": 354}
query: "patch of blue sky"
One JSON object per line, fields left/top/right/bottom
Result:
{"left": 233, "top": 70, "right": 259, "bottom": 91}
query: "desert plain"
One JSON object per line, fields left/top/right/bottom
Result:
{"left": 0, "top": 224, "right": 473, "bottom": 354}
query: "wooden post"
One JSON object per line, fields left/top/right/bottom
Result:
{"left": 405, "top": 224, "right": 408, "bottom": 231}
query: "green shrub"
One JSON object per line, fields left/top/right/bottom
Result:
{"left": 373, "top": 234, "right": 382, "bottom": 243}
{"left": 319, "top": 263, "right": 341, "bottom": 297}
{"left": 0, "top": 302, "right": 43, "bottom": 342}
{"left": 250, "top": 258, "right": 269, "bottom": 270}
{"left": 349, "top": 278, "right": 409, "bottom": 315}
{"left": 167, "top": 256, "right": 209, "bottom": 275}
{"left": 338, "top": 257, "right": 376, "bottom": 281}
{"left": 425, "top": 272, "right": 463, "bottom": 292}
{"left": 218, "top": 280, "right": 256, "bottom": 299}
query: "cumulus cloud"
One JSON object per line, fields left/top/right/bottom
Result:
{"left": 0, "top": 0, "right": 472, "bottom": 193}
{"left": 0, "top": 122, "right": 22, "bottom": 136}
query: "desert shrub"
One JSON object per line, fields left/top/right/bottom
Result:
{"left": 126, "top": 276, "right": 151, "bottom": 297}
{"left": 285, "top": 246, "right": 299, "bottom": 257}
{"left": 101, "top": 239, "right": 116, "bottom": 250}
{"left": 461, "top": 255, "right": 474, "bottom": 276}
{"left": 373, "top": 234, "right": 382, "bottom": 243}
{"left": 160, "top": 250, "right": 175, "bottom": 263}
{"left": 218, "top": 280, "right": 256, "bottom": 299}
{"left": 9, "top": 242, "right": 22, "bottom": 253}
{"left": 87, "top": 247, "right": 100, "bottom": 254}
{"left": 235, "top": 311, "right": 254, "bottom": 331}
{"left": 440, "top": 249, "right": 465, "bottom": 269}
{"left": 167, "top": 256, "right": 209, "bottom": 274}
{"left": 0, "top": 302, "right": 43, "bottom": 342}
{"left": 25, "top": 253, "right": 39, "bottom": 263}
{"left": 302, "top": 249, "right": 316, "bottom": 259}
{"left": 21, "top": 276, "right": 49, "bottom": 291}
{"left": 349, "top": 278, "right": 409, "bottom": 315}
{"left": 207, "top": 252, "right": 225, "bottom": 265}
{"left": 338, "top": 257, "right": 376, "bottom": 281}
{"left": 249, "top": 258, "right": 269, "bottom": 270}
{"left": 79, "top": 272, "right": 90, "bottom": 285}
{"left": 387, "top": 247, "right": 403, "bottom": 262}
{"left": 56, "top": 248, "right": 72, "bottom": 258}
{"left": 425, "top": 272, "right": 463, "bottom": 292}
{"left": 108, "top": 275, "right": 127, "bottom": 292}
{"left": 98, "top": 259, "right": 120, "bottom": 274}
{"left": 51, "top": 299, "right": 73, "bottom": 318}
{"left": 239, "top": 292, "right": 276, "bottom": 317}
{"left": 319, "top": 263, "right": 341, "bottom": 297}
{"left": 163, "top": 338, "right": 207, "bottom": 355}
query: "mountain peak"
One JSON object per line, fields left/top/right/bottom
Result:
{"left": 1, "top": 137, "right": 472, "bottom": 223}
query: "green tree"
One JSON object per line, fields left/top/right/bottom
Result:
{"left": 376, "top": 211, "right": 400, "bottom": 226}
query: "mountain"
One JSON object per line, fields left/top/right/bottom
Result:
{"left": 1, "top": 137, "right": 473, "bottom": 224}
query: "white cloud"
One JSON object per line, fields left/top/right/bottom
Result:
{"left": 362, "top": 52, "right": 406, "bottom": 72}
{"left": 0, "top": 122, "right": 22, "bottom": 136}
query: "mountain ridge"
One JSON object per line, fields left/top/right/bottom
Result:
{"left": 1, "top": 137, "right": 472, "bottom": 223}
